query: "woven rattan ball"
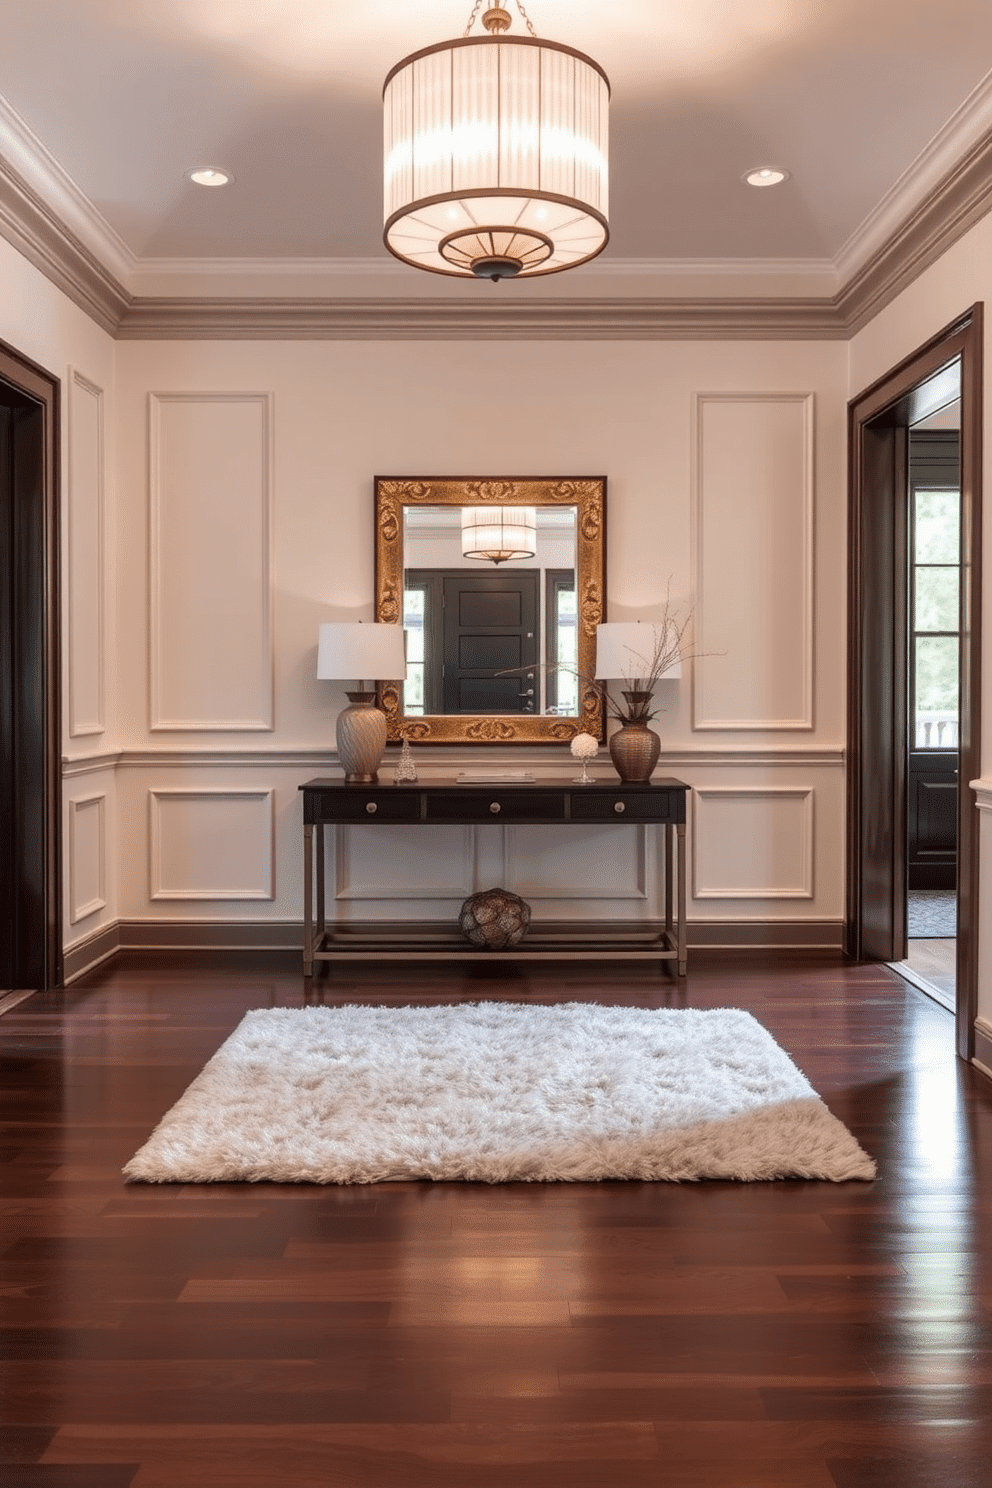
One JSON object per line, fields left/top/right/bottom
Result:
{"left": 458, "top": 888, "right": 532, "bottom": 949}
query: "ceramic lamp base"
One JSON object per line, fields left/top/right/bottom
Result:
{"left": 336, "top": 692, "right": 388, "bottom": 783}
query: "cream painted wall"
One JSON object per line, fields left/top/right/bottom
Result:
{"left": 104, "top": 337, "right": 848, "bottom": 941}
{"left": 0, "top": 235, "right": 119, "bottom": 950}
{"left": 849, "top": 210, "right": 992, "bottom": 1049}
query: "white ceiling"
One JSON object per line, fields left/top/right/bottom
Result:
{"left": 2, "top": 0, "right": 992, "bottom": 279}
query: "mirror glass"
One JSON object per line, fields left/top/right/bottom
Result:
{"left": 375, "top": 478, "right": 605, "bottom": 745}
{"left": 402, "top": 505, "right": 577, "bottom": 718}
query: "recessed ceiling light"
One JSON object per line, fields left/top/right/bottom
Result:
{"left": 188, "top": 167, "right": 233, "bottom": 187}
{"left": 743, "top": 166, "right": 789, "bottom": 188}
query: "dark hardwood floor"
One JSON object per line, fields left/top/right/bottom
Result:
{"left": 2, "top": 950, "right": 991, "bottom": 1488}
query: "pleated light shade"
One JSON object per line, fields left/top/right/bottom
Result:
{"left": 384, "top": 35, "right": 609, "bottom": 279}
{"left": 461, "top": 505, "right": 537, "bottom": 564}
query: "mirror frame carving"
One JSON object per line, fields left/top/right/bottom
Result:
{"left": 375, "top": 476, "right": 606, "bottom": 744}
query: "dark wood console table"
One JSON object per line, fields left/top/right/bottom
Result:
{"left": 299, "top": 777, "right": 688, "bottom": 978}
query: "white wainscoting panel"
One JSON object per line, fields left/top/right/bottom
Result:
{"left": 149, "top": 789, "right": 275, "bottom": 900}
{"left": 504, "top": 824, "right": 647, "bottom": 902}
{"left": 334, "top": 824, "right": 475, "bottom": 904}
{"left": 692, "top": 786, "right": 814, "bottom": 899}
{"left": 67, "top": 371, "right": 105, "bottom": 736}
{"left": 149, "top": 392, "right": 273, "bottom": 731}
{"left": 68, "top": 793, "right": 107, "bottom": 923}
{"left": 692, "top": 392, "right": 814, "bottom": 730}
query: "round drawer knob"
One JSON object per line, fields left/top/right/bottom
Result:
{"left": 489, "top": 801, "right": 501, "bottom": 815}
{"left": 365, "top": 801, "right": 378, "bottom": 815}
{"left": 613, "top": 800, "right": 626, "bottom": 814}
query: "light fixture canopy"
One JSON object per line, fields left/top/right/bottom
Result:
{"left": 743, "top": 166, "right": 789, "bottom": 188}
{"left": 461, "top": 505, "right": 537, "bottom": 564}
{"left": 383, "top": 2, "right": 609, "bottom": 281}
{"left": 188, "top": 167, "right": 233, "bottom": 187}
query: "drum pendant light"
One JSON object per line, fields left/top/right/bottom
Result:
{"left": 383, "top": 2, "right": 609, "bottom": 281}
{"left": 461, "top": 505, "right": 537, "bottom": 564}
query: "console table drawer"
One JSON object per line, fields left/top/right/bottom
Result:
{"left": 308, "top": 790, "right": 421, "bottom": 824}
{"left": 426, "top": 790, "right": 567, "bottom": 824}
{"left": 570, "top": 790, "right": 676, "bottom": 823}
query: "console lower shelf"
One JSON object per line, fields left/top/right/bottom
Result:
{"left": 306, "top": 919, "right": 681, "bottom": 966}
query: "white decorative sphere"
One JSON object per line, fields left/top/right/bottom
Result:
{"left": 570, "top": 732, "right": 598, "bottom": 760}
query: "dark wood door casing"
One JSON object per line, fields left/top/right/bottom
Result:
{"left": 846, "top": 305, "right": 982, "bottom": 1062}
{"left": 0, "top": 339, "right": 61, "bottom": 991}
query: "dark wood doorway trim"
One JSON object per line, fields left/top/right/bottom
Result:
{"left": 0, "top": 338, "right": 61, "bottom": 989}
{"left": 847, "top": 304, "right": 982, "bottom": 1061}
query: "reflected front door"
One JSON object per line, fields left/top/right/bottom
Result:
{"left": 441, "top": 573, "right": 539, "bottom": 714}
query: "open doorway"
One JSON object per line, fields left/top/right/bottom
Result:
{"left": 847, "top": 306, "right": 982, "bottom": 1061}
{"left": 896, "top": 405, "right": 961, "bottom": 1013}
{"left": 0, "top": 339, "right": 61, "bottom": 994}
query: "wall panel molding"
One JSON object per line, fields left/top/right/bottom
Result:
{"left": 67, "top": 792, "right": 106, "bottom": 923}
{"left": 504, "top": 824, "right": 648, "bottom": 902}
{"left": 692, "top": 786, "right": 815, "bottom": 900}
{"left": 149, "top": 788, "right": 275, "bottom": 901}
{"left": 60, "top": 745, "right": 847, "bottom": 778}
{"left": 67, "top": 370, "right": 105, "bottom": 737}
{"left": 149, "top": 391, "right": 274, "bottom": 732}
{"left": 334, "top": 824, "right": 475, "bottom": 902}
{"left": 692, "top": 392, "right": 815, "bottom": 731}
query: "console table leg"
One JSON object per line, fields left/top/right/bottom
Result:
{"left": 676, "top": 821, "right": 687, "bottom": 976}
{"left": 303, "top": 823, "right": 314, "bottom": 976}
{"left": 316, "top": 823, "right": 326, "bottom": 941}
{"left": 664, "top": 823, "right": 674, "bottom": 933}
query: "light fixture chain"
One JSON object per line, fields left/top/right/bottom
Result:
{"left": 463, "top": 0, "right": 485, "bottom": 35}
{"left": 513, "top": 0, "right": 538, "bottom": 35}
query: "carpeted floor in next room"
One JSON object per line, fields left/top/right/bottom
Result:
{"left": 907, "top": 889, "right": 957, "bottom": 938}
{"left": 1, "top": 949, "right": 991, "bottom": 1488}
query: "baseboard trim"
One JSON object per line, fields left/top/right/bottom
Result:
{"left": 63, "top": 922, "right": 121, "bottom": 984}
{"left": 63, "top": 916, "right": 844, "bottom": 974}
{"left": 974, "top": 1017, "right": 992, "bottom": 1080}
{"left": 118, "top": 920, "right": 303, "bottom": 953}
{"left": 687, "top": 920, "right": 844, "bottom": 950}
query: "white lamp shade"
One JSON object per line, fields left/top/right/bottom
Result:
{"left": 316, "top": 623, "right": 407, "bottom": 682}
{"left": 461, "top": 505, "right": 537, "bottom": 564}
{"left": 384, "top": 36, "right": 609, "bottom": 279}
{"left": 595, "top": 623, "right": 682, "bottom": 682}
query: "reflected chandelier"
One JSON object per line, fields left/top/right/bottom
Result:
{"left": 383, "top": 1, "right": 610, "bottom": 281}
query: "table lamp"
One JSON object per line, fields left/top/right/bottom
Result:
{"left": 316, "top": 622, "right": 406, "bottom": 783}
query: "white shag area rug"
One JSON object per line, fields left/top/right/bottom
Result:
{"left": 123, "top": 1003, "right": 876, "bottom": 1185}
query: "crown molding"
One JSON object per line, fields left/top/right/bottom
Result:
{"left": 128, "top": 252, "right": 839, "bottom": 283}
{"left": 115, "top": 293, "right": 849, "bottom": 340}
{"left": 836, "top": 69, "right": 992, "bottom": 286}
{"left": 836, "top": 123, "right": 992, "bottom": 333}
{"left": 0, "top": 154, "right": 129, "bottom": 334}
{"left": 1, "top": 79, "right": 991, "bottom": 340}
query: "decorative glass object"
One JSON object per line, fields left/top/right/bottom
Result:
{"left": 395, "top": 737, "right": 418, "bottom": 783}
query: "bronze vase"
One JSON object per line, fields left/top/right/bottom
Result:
{"left": 608, "top": 719, "right": 661, "bottom": 783}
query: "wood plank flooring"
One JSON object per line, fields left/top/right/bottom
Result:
{"left": 2, "top": 951, "right": 991, "bottom": 1488}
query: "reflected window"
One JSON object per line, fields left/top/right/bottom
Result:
{"left": 403, "top": 584, "right": 427, "bottom": 715}
{"left": 546, "top": 569, "right": 577, "bottom": 713}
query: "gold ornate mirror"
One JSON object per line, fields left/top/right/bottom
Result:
{"left": 375, "top": 477, "right": 606, "bottom": 744}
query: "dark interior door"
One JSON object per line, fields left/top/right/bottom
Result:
{"left": 441, "top": 572, "right": 539, "bottom": 714}
{"left": 0, "top": 346, "right": 61, "bottom": 992}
